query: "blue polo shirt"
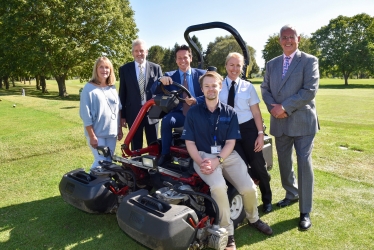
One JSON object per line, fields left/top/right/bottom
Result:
{"left": 181, "top": 100, "right": 241, "bottom": 153}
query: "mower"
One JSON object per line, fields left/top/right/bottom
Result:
{"left": 59, "top": 22, "right": 273, "bottom": 250}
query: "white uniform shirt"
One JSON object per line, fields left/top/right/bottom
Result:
{"left": 219, "top": 77, "right": 260, "bottom": 124}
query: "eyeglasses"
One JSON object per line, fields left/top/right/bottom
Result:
{"left": 281, "top": 36, "right": 296, "bottom": 40}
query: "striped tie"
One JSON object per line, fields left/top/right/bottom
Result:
{"left": 138, "top": 65, "right": 145, "bottom": 100}
{"left": 282, "top": 56, "right": 291, "bottom": 79}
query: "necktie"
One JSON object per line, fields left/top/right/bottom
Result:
{"left": 138, "top": 65, "right": 145, "bottom": 100}
{"left": 227, "top": 81, "right": 235, "bottom": 108}
{"left": 282, "top": 56, "right": 291, "bottom": 79}
{"left": 182, "top": 73, "right": 189, "bottom": 116}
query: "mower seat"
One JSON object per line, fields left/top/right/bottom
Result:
{"left": 173, "top": 127, "right": 184, "bottom": 134}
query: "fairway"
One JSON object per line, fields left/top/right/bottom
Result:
{"left": 0, "top": 78, "right": 373, "bottom": 249}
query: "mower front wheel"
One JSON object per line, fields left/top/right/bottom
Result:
{"left": 228, "top": 186, "right": 246, "bottom": 228}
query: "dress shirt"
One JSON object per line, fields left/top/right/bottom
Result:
{"left": 219, "top": 77, "right": 260, "bottom": 124}
{"left": 135, "top": 60, "right": 147, "bottom": 104}
{"left": 178, "top": 68, "right": 196, "bottom": 97}
{"left": 283, "top": 50, "right": 298, "bottom": 67}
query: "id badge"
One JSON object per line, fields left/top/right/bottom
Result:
{"left": 211, "top": 145, "right": 221, "bottom": 154}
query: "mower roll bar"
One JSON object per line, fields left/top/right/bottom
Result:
{"left": 184, "top": 21, "right": 250, "bottom": 77}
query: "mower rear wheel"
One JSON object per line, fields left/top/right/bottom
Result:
{"left": 228, "top": 186, "right": 246, "bottom": 228}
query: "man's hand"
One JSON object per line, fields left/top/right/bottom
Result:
{"left": 271, "top": 104, "right": 288, "bottom": 119}
{"left": 184, "top": 96, "right": 196, "bottom": 106}
{"left": 199, "top": 158, "right": 219, "bottom": 175}
{"left": 159, "top": 76, "right": 173, "bottom": 85}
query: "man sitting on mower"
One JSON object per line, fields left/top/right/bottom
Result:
{"left": 151, "top": 44, "right": 206, "bottom": 166}
{"left": 181, "top": 71, "right": 273, "bottom": 250}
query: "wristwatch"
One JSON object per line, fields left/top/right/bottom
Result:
{"left": 217, "top": 155, "right": 224, "bottom": 164}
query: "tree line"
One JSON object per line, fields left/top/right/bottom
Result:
{"left": 262, "top": 13, "right": 374, "bottom": 85}
{"left": 1, "top": 0, "right": 373, "bottom": 96}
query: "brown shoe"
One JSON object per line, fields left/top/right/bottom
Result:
{"left": 250, "top": 219, "right": 273, "bottom": 235}
{"left": 225, "top": 235, "right": 236, "bottom": 250}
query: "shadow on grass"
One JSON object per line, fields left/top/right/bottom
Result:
{"left": 0, "top": 85, "right": 81, "bottom": 101}
{"left": 319, "top": 84, "right": 374, "bottom": 89}
{"left": 0, "top": 196, "right": 148, "bottom": 250}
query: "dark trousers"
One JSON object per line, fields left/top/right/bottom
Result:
{"left": 235, "top": 119, "right": 272, "bottom": 205}
{"left": 129, "top": 115, "right": 158, "bottom": 150}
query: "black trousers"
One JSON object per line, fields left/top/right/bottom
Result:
{"left": 234, "top": 119, "right": 272, "bottom": 205}
{"left": 129, "top": 115, "right": 158, "bottom": 150}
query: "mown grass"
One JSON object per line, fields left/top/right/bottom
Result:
{"left": 0, "top": 78, "right": 373, "bottom": 249}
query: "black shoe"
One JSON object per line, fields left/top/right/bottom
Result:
{"left": 225, "top": 235, "right": 236, "bottom": 250}
{"left": 262, "top": 203, "right": 272, "bottom": 213}
{"left": 157, "top": 154, "right": 171, "bottom": 166}
{"left": 299, "top": 213, "right": 312, "bottom": 231}
{"left": 276, "top": 198, "right": 298, "bottom": 208}
{"left": 250, "top": 219, "right": 273, "bottom": 235}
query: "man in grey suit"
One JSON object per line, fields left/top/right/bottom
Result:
{"left": 119, "top": 39, "right": 163, "bottom": 150}
{"left": 261, "top": 24, "right": 319, "bottom": 231}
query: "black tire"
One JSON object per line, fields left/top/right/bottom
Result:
{"left": 227, "top": 185, "right": 246, "bottom": 228}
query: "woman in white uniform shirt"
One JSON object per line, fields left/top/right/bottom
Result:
{"left": 219, "top": 52, "right": 273, "bottom": 213}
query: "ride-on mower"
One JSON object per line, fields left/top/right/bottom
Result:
{"left": 59, "top": 22, "right": 273, "bottom": 250}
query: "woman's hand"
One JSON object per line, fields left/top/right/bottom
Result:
{"left": 254, "top": 134, "right": 264, "bottom": 152}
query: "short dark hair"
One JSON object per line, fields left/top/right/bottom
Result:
{"left": 175, "top": 44, "right": 192, "bottom": 58}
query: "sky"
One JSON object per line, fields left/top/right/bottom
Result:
{"left": 129, "top": 0, "right": 374, "bottom": 69}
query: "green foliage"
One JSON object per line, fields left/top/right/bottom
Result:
{"left": 0, "top": 0, "right": 137, "bottom": 96}
{"left": 1, "top": 79, "right": 374, "bottom": 249}
{"left": 190, "top": 35, "right": 204, "bottom": 69}
{"left": 311, "top": 13, "right": 374, "bottom": 85}
{"left": 204, "top": 35, "right": 258, "bottom": 77}
{"left": 147, "top": 45, "right": 166, "bottom": 68}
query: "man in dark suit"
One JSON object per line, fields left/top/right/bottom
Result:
{"left": 261, "top": 24, "right": 319, "bottom": 231}
{"left": 151, "top": 45, "right": 206, "bottom": 165}
{"left": 119, "top": 39, "right": 163, "bottom": 150}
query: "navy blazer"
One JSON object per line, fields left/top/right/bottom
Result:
{"left": 119, "top": 61, "right": 162, "bottom": 125}
{"left": 151, "top": 68, "right": 206, "bottom": 111}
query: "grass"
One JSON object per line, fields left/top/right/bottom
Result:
{"left": 0, "top": 78, "right": 373, "bottom": 249}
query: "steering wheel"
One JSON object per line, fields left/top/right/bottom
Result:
{"left": 160, "top": 82, "right": 192, "bottom": 103}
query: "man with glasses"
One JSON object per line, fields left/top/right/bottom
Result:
{"left": 261, "top": 24, "right": 320, "bottom": 231}
{"left": 152, "top": 44, "right": 206, "bottom": 166}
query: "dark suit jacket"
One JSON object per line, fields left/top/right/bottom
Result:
{"left": 151, "top": 68, "right": 206, "bottom": 111}
{"left": 119, "top": 61, "right": 162, "bottom": 125}
{"left": 261, "top": 50, "right": 319, "bottom": 137}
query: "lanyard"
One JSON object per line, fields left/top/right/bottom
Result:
{"left": 213, "top": 113, "right": 220, "bottom": 145}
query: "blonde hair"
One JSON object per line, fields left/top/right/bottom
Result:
{"left": 90, "top": 56, "right": 116, "bottom": 86}
{"left": 225, "top": 52, "right": 244, "bottom": 68}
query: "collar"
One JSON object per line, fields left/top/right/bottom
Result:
{"left": 179, "top": 68, "right": 191, "bottom": 77}
{"left": 135, "top": 60, "right": 147, "bottom": 69}
{"left": 283, "top": 50, "right": 298, "bottom": 60}
{"left": 226, "top": 77, "right": 240, "bottom": 85}
{"left": 202, "top": 99, "right": 223, "bottom": 112}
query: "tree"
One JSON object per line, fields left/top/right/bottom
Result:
{"left": 148, "top": 45, "right": 166, "bottom": 68}
{"left": 204, "top": 35, "right": 258, "bottom": 78}
{"left": 311, "top": 13, "right": 374, "bottom": 85}
{"left": 0, "top": 0, "right": 137, "bottom": 96}
{"left": 262, "top": 33, "right": 312, "bottom": 67}
{"left": 190, "top": 35, "right": 204, "bottom": 69}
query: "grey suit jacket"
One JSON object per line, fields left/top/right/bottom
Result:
{"left": 261, "top": 50, "right": 319, "bottom": 137}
